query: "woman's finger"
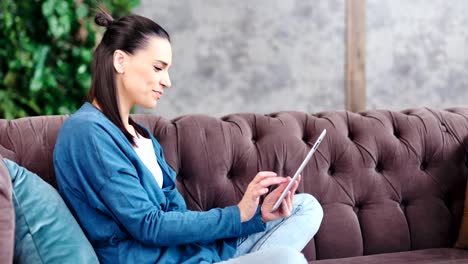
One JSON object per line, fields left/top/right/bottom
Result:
{"left": 281, "top": 191, "right": 291, "bottom": 215}
{"left": 248, "top": 177, "right": 285, "bottom": 199}
{"left": 252, "top": 171, "right": 277, "bottom": 184}
{"left": 290, "top": 175, "right": 301, "bottom": 194}
{"left": 246, "top": 173, "right": 275, "bottom": 194}
{"left": 253, "top": 187, "right": 269, "bottom": 197}
{"left": 287, "top": 189, "right": 293, "bottom": 207}
{"left": 257, "top": 176, "right": 287, "bottom": 189}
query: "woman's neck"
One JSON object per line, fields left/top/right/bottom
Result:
{"left": 118, "top": 101, "right": 135, "bottom": 136}
{"left": 91, "top": 100, "right": 136, "bottom": 137}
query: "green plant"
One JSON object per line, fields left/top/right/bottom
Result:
{"left": 0, "top": 0, "right": 140, "bottom": 119}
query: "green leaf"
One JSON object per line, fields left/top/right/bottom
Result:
{"left": 76, "top": 4, "right": 88, "bottom": 19}
{"left": 29, "top": 45, "right": 50, "bottom": 92}
{"left": 58, "top": 15, "right": 72, "bottom": 36}
{"left": 56, "top": 1, "right": 70, "bottom": 16}
{"left": 77, "top": 64, "right": 86, "bottom": 74}
{"left": 4, "top": 13, "right": 13, "bottom": 28}
{"left": 80, "top": 49, "right": 92, "bottom": 63}
{"left": 41, "top": 0, "right": 55, "bottom": 17}
{"left": 58, "top": 106, "right": 71, "bottom": 115}
{"left": 44, "top": 68, "right": 58, "bottom": 88}
{"left": 77, "top": 72, "right": 91, "bottom": 89}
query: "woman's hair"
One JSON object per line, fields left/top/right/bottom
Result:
{"left": 87, "top": 7, "right": 170, "bottom": 144}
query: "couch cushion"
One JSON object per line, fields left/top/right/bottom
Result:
{"left": 0, "top": 155, "right": 14, "bottom": 263}
{"left": 312, "top": 248, "right": 468, "bottom": 264}
{"left": 4, "top": 159, "right": 99, "bottom": 264}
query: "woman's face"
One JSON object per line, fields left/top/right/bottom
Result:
{"left": 116, "top": 36, "right": 172, "bottom": 110}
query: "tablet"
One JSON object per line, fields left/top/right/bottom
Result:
{"left": 271, "top": 129, "right": 326, "bottom": 212}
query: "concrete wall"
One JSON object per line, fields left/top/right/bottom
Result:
{"left": 134, "top": 0, "right": 468, "bottom": 117}
{"left": 367, "top": 0, "right": 468, "bottom": 110}
{"left": 134, "top": 0, "right": 345, "bottom": 118}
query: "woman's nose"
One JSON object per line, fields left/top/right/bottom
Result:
{"left": 161, "top": 73, "right": 171, "bottom": 88}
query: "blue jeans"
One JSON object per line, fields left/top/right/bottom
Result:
{"left": 217, "top": 193, "right": 323, "bottom": 264}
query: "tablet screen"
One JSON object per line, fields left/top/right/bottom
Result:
{"left": 270, "top": 129, "right": 326, "bottom": 212}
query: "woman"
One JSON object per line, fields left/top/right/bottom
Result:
{"left": 53, "top": 8, "right": 323, "bottom": 264}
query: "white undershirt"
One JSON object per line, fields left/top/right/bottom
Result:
{"left": 132, "top": 135, "right": 164, "bottom": 188}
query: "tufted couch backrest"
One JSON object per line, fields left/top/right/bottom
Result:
{"left": 1, "top": 108, "right": 468, "bottom": 261}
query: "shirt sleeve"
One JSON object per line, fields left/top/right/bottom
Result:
{"left": 81, "top": 125, "right": 266, "bottom": 247}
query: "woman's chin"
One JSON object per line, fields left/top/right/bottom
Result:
{"left": 139, "top": 100, "right": 158, "bottom": 109}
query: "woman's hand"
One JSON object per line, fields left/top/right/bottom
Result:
{"left": 237, "top": 171, "right": 287, "bottom": 222}
{"left": 261, "top": 175, "right": 301, "bottom": 222}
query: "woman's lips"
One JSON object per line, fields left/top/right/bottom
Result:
{"left": 152, "top": 90, "right": 163, "bottom": 99}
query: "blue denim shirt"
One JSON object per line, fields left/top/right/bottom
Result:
{"left": 53, "top": 103, "right": 266, "bottom": 264}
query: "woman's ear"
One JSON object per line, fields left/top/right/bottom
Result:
{"left": 113, "top": 50, "right": 126, "bottom": 74}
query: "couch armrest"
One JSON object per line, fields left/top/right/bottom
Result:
{"left": 0, "top": 154, "right": 14, "bottom": 263}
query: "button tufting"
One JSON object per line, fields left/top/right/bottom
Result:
{"left": 394, "top": 131, "right": 400, "bottom": 138}
{"left": 420, "top": 161, "right": 428, "bottom": 170}
{"left": 400, "top": 201, "right": 408, "bottom": 211}
{"left": 226, "top": 169, "right": 233, "bottom": 179}
{"left": 444, "top": 196, "right": 451, "bottom": 207}
{"left": 328, "top": 166, "right": 335, "bottom": 175}
{"left": 441, "top": 123, "right": 448, "bottom": 132}
{"left": 375, "top": 163, "right": 383, "bottom": 172}
{"left": 348, "top": 133, "right": 354, "bottom": 141}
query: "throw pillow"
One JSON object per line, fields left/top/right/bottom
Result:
{"left": 456, "top": 179, "right": 468, "bottom": 248}
{"left": 4, "top": 159, "right": 99, "bottom": 263}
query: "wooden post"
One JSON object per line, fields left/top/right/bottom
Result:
{"left": 346, "top": 0, "right": 366, "bottom": 112}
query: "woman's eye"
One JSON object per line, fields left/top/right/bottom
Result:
{"left": 153, "top": 66, "right": 162, "bottom": 72}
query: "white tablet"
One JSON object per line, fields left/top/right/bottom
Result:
{"left": 271, "top": 129, "right": 326, "bottom": 212}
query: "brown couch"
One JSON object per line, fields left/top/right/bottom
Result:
{"left": 2, "top": 107, "right": 468, "bottom": 263}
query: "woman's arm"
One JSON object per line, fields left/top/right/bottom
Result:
{"left": 76, "top": 126, "right": 265, "bottom": 247}
{"left": 97, "top": 170, "right": 264, "bottom": 246}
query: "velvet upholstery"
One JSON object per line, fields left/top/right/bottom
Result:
{"left": 1, "top": 108, "right": 468, "bottom": 263}
{"left": 0, "top": 153, "right": 14, "bottom": 264}
{"left": 314, "top": 248, "right": 468, "bottom": 264}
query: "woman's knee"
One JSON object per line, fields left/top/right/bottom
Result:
{"left": 294, "top": 193, "right": 323, "bottom": 220}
